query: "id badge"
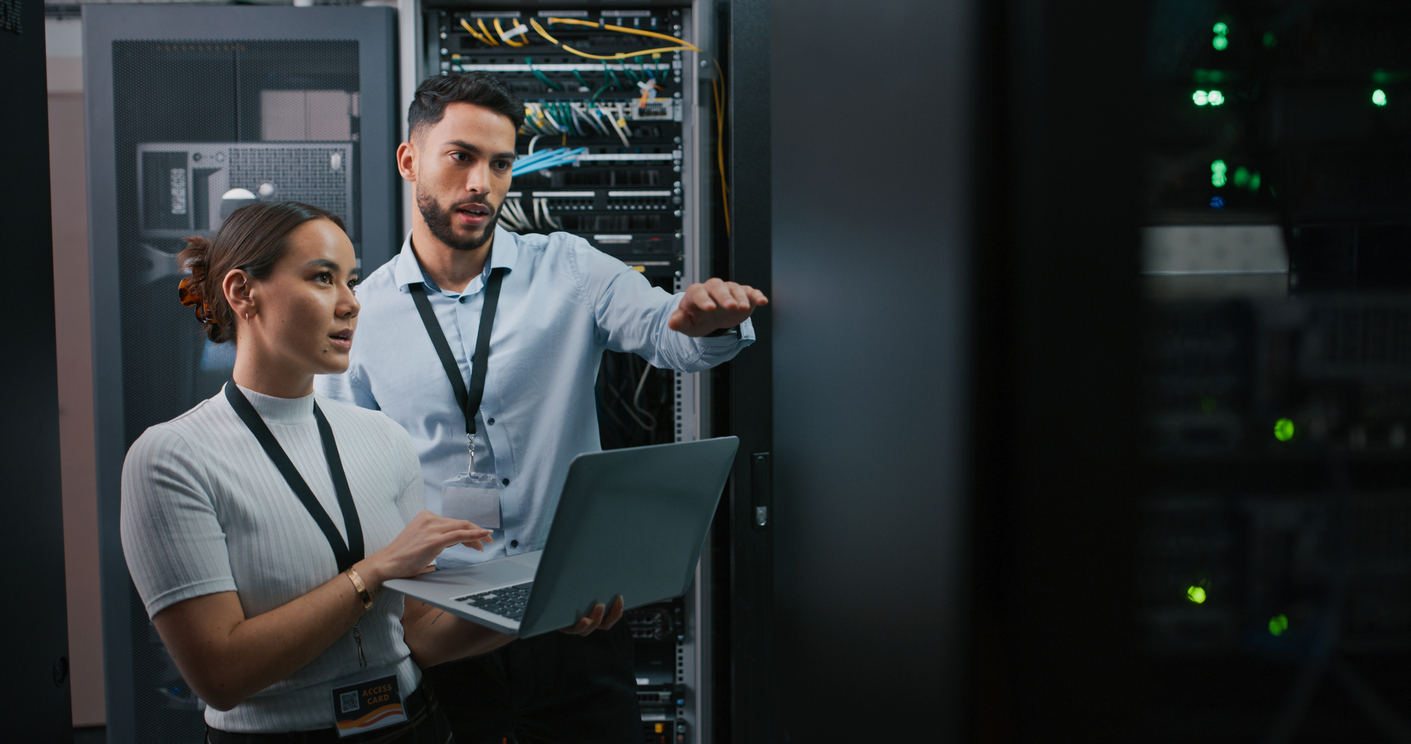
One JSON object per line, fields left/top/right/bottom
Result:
{"left": 332, "top": 675, "right": 406, "bottom": 737}
{"left": 442, "top": 471, "right": 502, "bottom": 529}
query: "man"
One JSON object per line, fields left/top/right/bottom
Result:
{"left": 316, "top": 72, "right": 766, "bottom": 743}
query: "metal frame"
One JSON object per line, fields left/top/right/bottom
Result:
{"left": 84, "top": 9, "right": 399, "bottom": 742}
{"left": 722, "top": 1, "right": 773, "bottom": 741}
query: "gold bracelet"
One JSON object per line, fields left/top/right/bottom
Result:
{"left": 345, "top": 568, "right": 373, "bottom": 610}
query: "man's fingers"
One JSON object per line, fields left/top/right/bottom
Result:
{"left": 748, "top": 287, "right": 769, "bottom": 306}
{"left": 706, "top": 281, "right": 738, "bottom": 311}
{"left": 600, "top": 596, "right": 625, "bottom": 630}
{"left": 686, "top": 283, "right": 717, "bottom": 313}
{"left": 728, "top": 283, "right": 750, "bottom": 310}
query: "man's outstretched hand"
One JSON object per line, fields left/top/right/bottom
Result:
{"left": 668, "top": 278, "right": 769, "bottom": 337}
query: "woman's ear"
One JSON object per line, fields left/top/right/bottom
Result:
{"left": 223, "top": 268, "right": 256, "bottom": 321}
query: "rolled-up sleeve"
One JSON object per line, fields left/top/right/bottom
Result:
{"left": 570, "top": 239, "right": 754, "bottom": 371}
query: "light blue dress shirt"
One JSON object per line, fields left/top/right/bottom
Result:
{"left": 315, "top": 226, "right": 754, "bottom": 566}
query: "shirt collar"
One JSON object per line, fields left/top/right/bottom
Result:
{"left": 394, "top": 225, "right": 520, "bottom": 293}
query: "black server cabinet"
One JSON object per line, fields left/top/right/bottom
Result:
{"left": 84, "top": 8, "right": 398, "bottom": 742}
{"left": 1, "top": 0, "right": 73, "bottom": 739}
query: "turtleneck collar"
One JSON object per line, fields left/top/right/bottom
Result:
{"left": 231, "top": 383, "right": 316, "bottom": 425}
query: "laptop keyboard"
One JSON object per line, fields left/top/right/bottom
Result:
{"left": 453, "top": 582, "right": 533, "bottom": 622}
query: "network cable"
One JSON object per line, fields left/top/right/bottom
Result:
{"left": 529, "top": 18, "right": 698, "bottom": 60}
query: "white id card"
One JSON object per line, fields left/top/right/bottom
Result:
{"left": 442, "top": 471, "right": 502, "bottom": 529}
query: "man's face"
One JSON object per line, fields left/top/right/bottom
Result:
{"left": 405, "top": 102, "right": 517, "bottom": 252}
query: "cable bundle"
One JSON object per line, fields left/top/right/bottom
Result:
{"left": 511, "top": 146, "right": 587, "bottom": 178}
{"left": 497, "top": 196, "right": 564, "bottom": 234}
{"left": 522, "top": 102, "right": 633, "bottom": 146}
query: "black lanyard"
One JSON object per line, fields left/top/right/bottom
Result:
{"left": 225, "top": 383, "right": 365, "bottom": 573}
{"left": 408, "top": 267, "right": 506, "bottom": 448}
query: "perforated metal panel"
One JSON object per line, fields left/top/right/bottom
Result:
{"left": 136, "top": 142, "right": 356, "bottom": 239}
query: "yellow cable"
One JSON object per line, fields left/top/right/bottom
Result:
{"left": 460, "top": 19, "right": 493, "bottom": 46}
{"left": 545, "top": 17, "right": 702, "bottom": 52}
{"left": 494, "top": 17, "right": 527, "bottom": 47}
{"left": 530, "top": 19, "right": 694, "bottom": 60}
{"left": 477, "top": 19, "right": 500, "bottom": 46}
{"left": 712, "top": 58, "right": 730, "bottom": 237}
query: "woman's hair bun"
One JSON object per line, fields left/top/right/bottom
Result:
{"left": 178, "top": 235, "right": 224, "bottom": 342}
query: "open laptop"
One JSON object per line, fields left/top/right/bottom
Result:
{"left": 384, "top": 436, "right": 739, "bottom": 638}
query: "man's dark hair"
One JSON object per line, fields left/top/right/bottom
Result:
{"left": 408, "top": 72, "right": 525, "bottom": 142}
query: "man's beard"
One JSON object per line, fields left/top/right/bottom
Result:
{"left": 416, "top": 187, "right": 501, "bottom": 252}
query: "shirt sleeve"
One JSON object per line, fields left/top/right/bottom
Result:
{"left": 120, "top": 426, "right": 238, "bottom": 618}
{"left": 568, "top": 237, "right": 755, "bottom": 372}
{"left": 315, "top": 366, "right": 378, "bottom": 410}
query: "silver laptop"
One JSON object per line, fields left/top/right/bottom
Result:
{"left": 384, "top": 437, "right": 739, "bottom": 638}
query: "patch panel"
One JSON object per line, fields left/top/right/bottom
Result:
{"left": 432, "top": 6, "right": 688, "bottom": 278}
{"left": 624, "top": 605, "right": 677, "bottom": 641}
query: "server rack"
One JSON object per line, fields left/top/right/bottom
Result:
{"left": 84, "top": 8, "right": 399, "bottom": 742}
{"left": 1137, "top": 2, "right": 1411, "bottom": 740}
{"left": 412, "top": 3, "right": 721, "bottom": 741}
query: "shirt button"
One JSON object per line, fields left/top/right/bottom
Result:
{"left": 458, "top": 296, "right": 466, "bottom": 304}
{"left": 510, "top": 540, "right": 519, "bottom": 548}
{"left": 487, "top": 417, "right": 495, "bottom": 425}
{"left": 502, "top": 478, "right": 510, "bottom": 486}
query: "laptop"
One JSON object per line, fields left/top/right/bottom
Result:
{"left": 383, "top": 436, "right": 739, "bottom": 638}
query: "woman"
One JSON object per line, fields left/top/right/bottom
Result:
{"left": 120, "top": 201, "right": 615, "bottom": 742}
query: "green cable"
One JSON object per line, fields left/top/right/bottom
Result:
{"left": 557, "top": 101, "right": 575, "bottom": 135}
{"left": 572, "top": 70, "right": 590, "bottom": 90}
{"left": 602, "top": 60, "right": 622, "bottom": 91}
{"left": 589, "top": 83, "right": 611, "bottom": 105}
{"left": 526, "top": 57, "right": 561, "bottom": 91}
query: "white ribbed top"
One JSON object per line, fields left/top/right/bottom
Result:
{"left": 120, "top": 384, "right": 424, "bottom": 733}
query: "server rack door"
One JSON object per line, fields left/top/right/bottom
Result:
{"left": 1, "top": 0, "right": 73, "bottom": 738}
{"left": 84, "top": 8, "right": 398, "bottom": 742}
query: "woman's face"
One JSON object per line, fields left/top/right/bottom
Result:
{"left": 240, "top": 218, "right": 360, "bottom": 379}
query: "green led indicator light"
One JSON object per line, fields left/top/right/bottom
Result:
{"left": 1213, "top": 22, "right": 1229, "bottom": 35}
{"left": 1269, "top": 614, "right": 1289, "bottom": 636}
{"left": 1193, "top": 90, "right": 1226, "bottom": 106}
{"left": 1250, "top": 172, "right": 1261, "bottom": 191}
{"left": 1213, "top": 36, "right": 1229, "bottom": 50}
{"left": 1274, "top": 418, "right": 1295, "bottom": 442}
{"left": 1263, "top": 31, "right": 1276, "bottom": 48}
{"left": 1373, "top": 89, "right": 1388, "bottom": 106}
{"left": 1194, "top": 90, "right": 1225, "bottom": 106}
{"left": 1233, "top": 166, "right": 1250, "bottom": 188}
{"left": 1187, "top": 586, "right": 1207, "bottom": 604}
{"left": 1211, "top": 159, "right": 1228, "bottom": 187}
